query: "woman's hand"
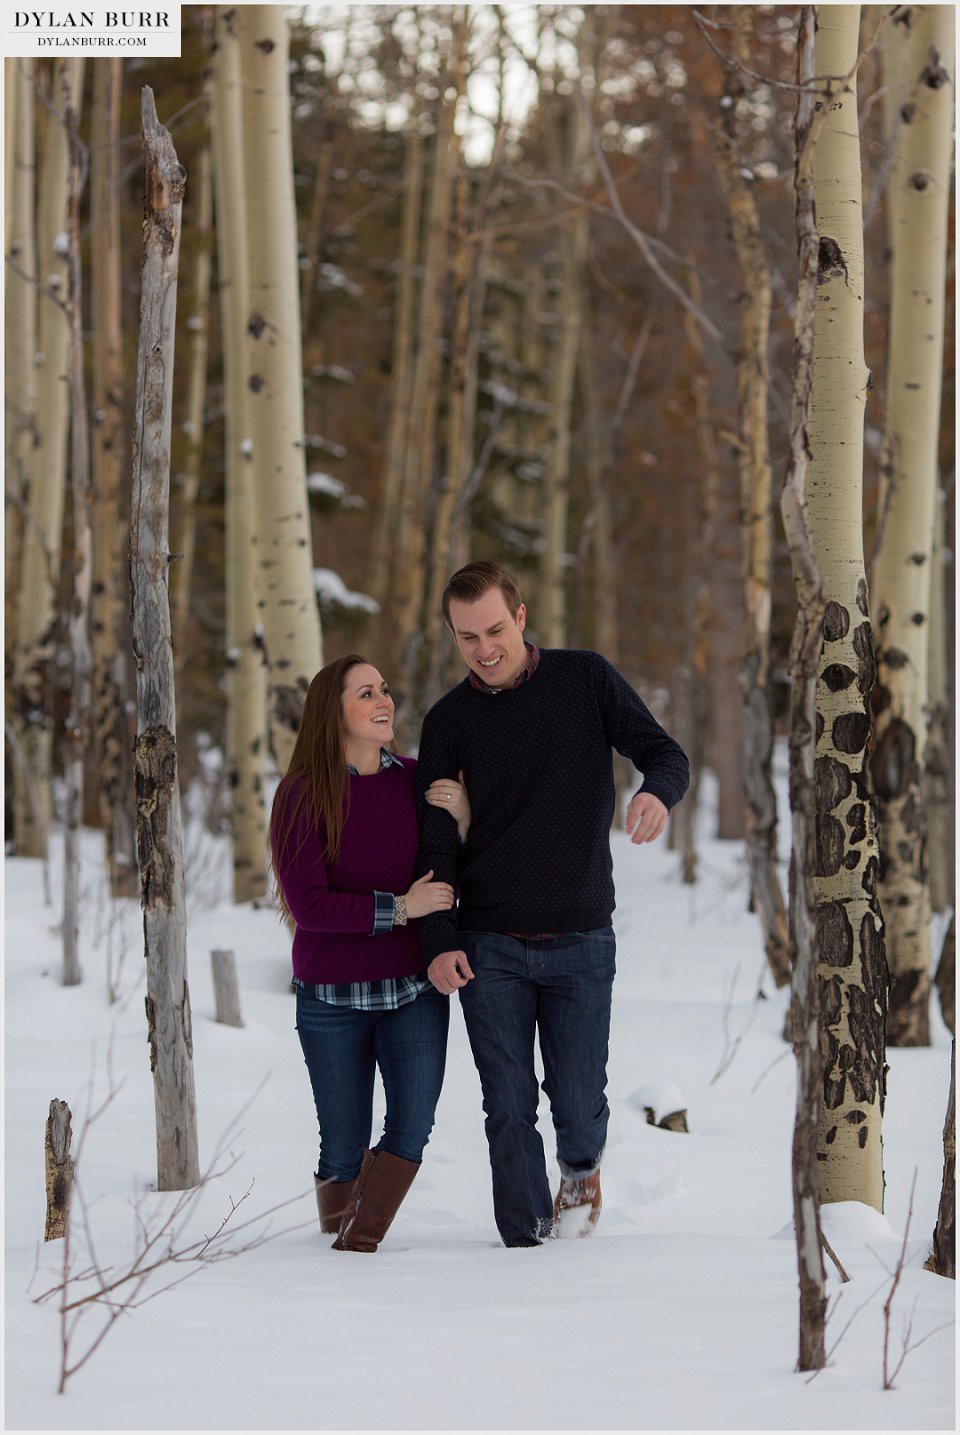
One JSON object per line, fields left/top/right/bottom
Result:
{"left": 404, "top": 869, "right": 456, "bottom": 919}
{"left": 425, "top": 770, "right": 471, "bottom": 842}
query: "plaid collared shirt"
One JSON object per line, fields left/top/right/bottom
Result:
{"left": 468, "top": 642, "right": 540, "bottom": 694}
{"left": 308, "top": 747, "right": 430, "bottom": 1011}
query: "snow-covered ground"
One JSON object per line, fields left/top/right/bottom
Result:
{"left": 5, "top": 770, "right": 955, "bottom": 1431}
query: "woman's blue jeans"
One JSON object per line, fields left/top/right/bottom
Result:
{"left": 295, "top": 985, "right": 449, "bottom": 1181}
{"left": 458, "top": 928, "right": 616, "bottom": 1247}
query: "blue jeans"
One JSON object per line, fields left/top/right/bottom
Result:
{"left": 295, "top": 986, "right": 449, "bottom": 1180}
{"left": 458, "top": 928, "right": 616, "bottom": 1247}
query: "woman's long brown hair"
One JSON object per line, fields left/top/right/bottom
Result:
{"left": 269, "top": 654, "right": 395, "bottom": 926}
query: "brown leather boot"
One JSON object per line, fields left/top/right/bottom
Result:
{"left": 332, "top": 1147, "right": 420, "bottom": 1253}
{"left": 553, "top": 1169, "right": 602, "bottom": 1238}
{"left": 314, "top": 1173, "right": 357, "bottom": 1235}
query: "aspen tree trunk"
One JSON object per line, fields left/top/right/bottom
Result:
{"left": 924, "top": 487, "right": 951, "bottom": 916}
{"left": 5, "top": 60, "right": 36, "bottom": 689}
{"left": 539, "top": 56, "right": 590, "bottom": 650}
{"left": 871, "top": 7, "right": 954, "bottom": 1047}
{"left": 12, "top": 59, "right": 84, "bottom": 859}
{"left": 4, "top": 60, "right": 15, "bottom": 238}
{"left": 425, "top": 140, "right": 500, "bottom": 698}
{"left": 62, "top": 69, "right": 91, "bottom": 988}
{"left": 212, "top": 4, "right": 268, "bottom": 903}
{"left": 171, "top": 123, "right": 213, "bottom": 668}
{"left": 237, "top": 5, "right": 322, "bottom": 774}
{"left": 707, "top": 456, "right": 747, "bottom": 840}
{"left": 43, "top": 1099, "right": 75, "bottom": 1241}
{"left": 393, "top": 10, "right": 465, "bottom": 712}
{"left": 368, "top": 92, "right": 424, "bottom": 632}
{"left": 677, "top": 270, "right": 720, "bottom": 867}
{"left": 785, "top": 12, "right": 828, "bottom": 1369}
{"left": 714, "top": 8, "right": 789, "bottom": 988}
{"left": 131, "top": 89, "right": 200, "bottom": 1192}
{"left": 924, "top": 1037, "right": 955, "bottom": 1279}
{"left": 807, "top": 6, "right": 886, "bottom": 1212}
{"left": 90, "top": 58, "right": 138, "bottom": 902}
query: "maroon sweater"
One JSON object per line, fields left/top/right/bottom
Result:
{"left": 272, "top": 757, "right": 425, "bottom": 983}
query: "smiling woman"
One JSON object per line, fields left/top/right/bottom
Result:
{"left": 268, "top": 653, "right": 470, "bottom": 1253}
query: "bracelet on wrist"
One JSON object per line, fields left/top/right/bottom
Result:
{"left": 394, "top": 893, "right": 408, "bottom": 927}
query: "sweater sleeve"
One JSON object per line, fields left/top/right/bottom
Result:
{"left": 272, "top": 787, "right": 377, "bottom": 935}
{"left": 414, "top": 705, "right": 463, "bottom": 963}
{"left": 591, "top": 653, "right": 690, "bottom": 810}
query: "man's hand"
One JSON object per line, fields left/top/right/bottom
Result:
{"left": 428, "top": 950, "right": 475, "bottom": 995}
{"left": 625, "top": 792, "right": 668, "bottom": 845}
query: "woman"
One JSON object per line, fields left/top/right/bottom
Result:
{"left": 270, "top": 654, "right": 468, "bottom": 1254}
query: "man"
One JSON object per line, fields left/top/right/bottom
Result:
{"left": 415, "top": 561, "right": 689, "bottom": 1247}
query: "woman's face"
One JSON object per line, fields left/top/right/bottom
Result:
{"left": 340, "top": 664, "right": 395, "bottom": 747}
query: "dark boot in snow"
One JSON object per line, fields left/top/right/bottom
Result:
{"left": 553, "top": 1169, "right": 602, "bottom": 1238}
{"left": 314, "top": 1173, "right": 358, "bottom": 1234}
{"left": 332, "top": 1147, "right": 420, "bottom": 1253}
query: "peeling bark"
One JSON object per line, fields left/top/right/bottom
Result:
{"left": 130, "top": 89, "right": 199, "bottom": 1191}
{"left": 785, "top": 11, "right": 828, "bottom": 1371}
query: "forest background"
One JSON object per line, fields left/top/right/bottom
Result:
{"left": 2, "top": 0, "right": 957, "bottom": 1411}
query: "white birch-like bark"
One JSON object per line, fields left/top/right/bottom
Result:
{"left": 11, "top": 59, "right": 83, "bottom": 858}
{"left": 807, "top": 5, "right": 886, "bottom": 1212}
{"left": 213, "top": 4, "right": 268, "bottom": 903}
{"left": 924, "top": 486, "right": 951, "bottom": 917}
{"left": 5, "top": 60, "right": 36, "bottom": 688}
{"left": 237, "top": 5, "right": 322, "bottom": 773}
{"left": 131, "top": 88, "right": 200, "bottom": 1192}
{"left": 871, "top": 5, "right": 954, "bottom": 1048}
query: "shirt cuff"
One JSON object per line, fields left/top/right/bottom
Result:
{"left": 371, "top": 891, "right": 396, "bottom": 935}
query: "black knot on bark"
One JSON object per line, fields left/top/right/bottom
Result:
{"left": 920, "top": 49, "right": 950, "bottom": 88}
{"left": 823, "top": 601, "right": 850, "bottom": 642}
{"left": 817, "top": 236, "right": 848, "bottom": 285}
{"left": 900, "top": 101, "right": 917, "bottom": 123}
{"left": 255, "top": 37, "right": 276, "bottom": 52}
{"left": 908, "top": 171, "right": 931, "bottom": 192}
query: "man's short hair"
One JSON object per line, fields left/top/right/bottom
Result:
{"left": 441, "top": 561, "right": 524, "bottom": 629}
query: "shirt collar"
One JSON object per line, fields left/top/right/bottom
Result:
{"left": 468, "top": 642, "right": 540, "bottom": 695}
{"left": 346, "top": 747, "right": 403, "bottom": 777}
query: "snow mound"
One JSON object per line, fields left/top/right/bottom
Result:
{"left": 312, "top": 567, "right": 379, "bottom": 614}
{"left": 770, "top": 1201, "right": 903, "bottom": 1246}
{"left": 627, "top": 1080, "right": 685, "bottom": 1124}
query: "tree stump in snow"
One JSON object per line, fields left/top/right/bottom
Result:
{"left": 211, "top": 949, "right": 244, "bottom": 1027}
{"left": 44, "top": 1100, "right": 75, "bottom": 1241}
{"left": 645, "top": 1106, "right": 689, "bottom": 1134}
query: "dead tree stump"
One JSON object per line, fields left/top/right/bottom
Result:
{"left": 211, "top": 949, "right": 244, "bottom": 1028}
{"left": 44, "top": 1100, "right": 75, "bottom": 1241}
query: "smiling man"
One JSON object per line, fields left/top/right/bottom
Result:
{"left": 414, "top": 560, "right": 689, "bottom": 1247}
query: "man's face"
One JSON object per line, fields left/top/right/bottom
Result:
{"left": 447, "top": 587, "right": 528, "bottom": 688}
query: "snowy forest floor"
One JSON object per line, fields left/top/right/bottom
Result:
{"left": 4, "top": 765, "right": 956, "bottom": 1432}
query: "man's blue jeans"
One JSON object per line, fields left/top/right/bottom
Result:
{"left": 295, "top": 986, "right": 449, "bottom": 1180}
{"left": 458, "top": 927, "right": 616, "bottom": 1247}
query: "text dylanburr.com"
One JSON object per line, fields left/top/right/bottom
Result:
{"left": 5, "top": 7, "right": 182, "bottom": 57}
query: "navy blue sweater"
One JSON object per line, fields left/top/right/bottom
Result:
{"left": 414, "top": 648, "right": 689, "bottom": 961}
